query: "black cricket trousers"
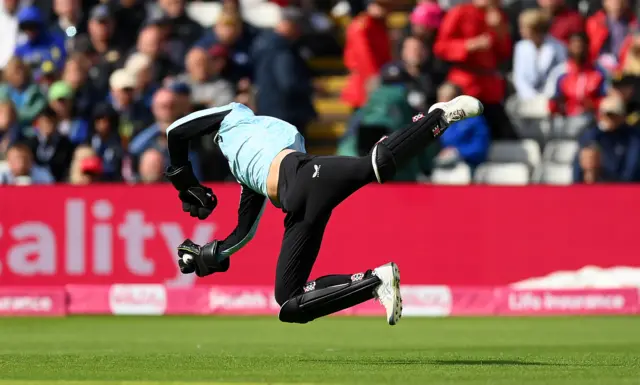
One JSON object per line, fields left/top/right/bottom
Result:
{"left": 272, "top": 108, "right": 445, "bottom": 305}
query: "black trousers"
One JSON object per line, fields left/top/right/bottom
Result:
{"left": 272, "top": 108, "right": 444, "bottom": 305}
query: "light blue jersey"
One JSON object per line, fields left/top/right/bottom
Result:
{"left": 218, "top": 103, "right": 306, "bottom": 195}
{"left": 168, "top": 103, "right": 306, "bottom": 196}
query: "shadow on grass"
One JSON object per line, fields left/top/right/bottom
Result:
{"left": 299, "top": 358, "right": 563, "bottom": 366}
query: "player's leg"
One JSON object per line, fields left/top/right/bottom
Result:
{"left": 273, "top": 212, "right": 402, "bottom": 325}
{"left": 372, "top": 95, "right": 484, "bottom": 183}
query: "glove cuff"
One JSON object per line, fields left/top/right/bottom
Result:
{"left": 166, "top": 162, "right": 199, "bottom": 191}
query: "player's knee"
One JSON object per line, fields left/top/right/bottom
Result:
{"left": 274, "top": 280, "right": 296, "bottom": 307}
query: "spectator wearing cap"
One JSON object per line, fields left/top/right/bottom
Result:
{"left": 74, "top": 4, "right": 126, "bottom": 95}
{"left": 586, "top": 0, "right": 636, "bottom": 73}
{"left": 88, "top": 103, "right": 124, "bottom": 181}
{"left": 573, "top": 94, "right": 640, "bottom": 183}
{"left": 176, "top": 46, "right": 235, "bottom": 108}
{"left": 47, "top": 80, "right": 89, "bottom": 144}
{"left": 342, "top": 0, "right": 392, "bottom": 110}
{"left": 406, "top": 1, "right": 443, "bottom": 48}
{"left": 0, "top": 56, "right": 47, "bottom": 126}
{"left": 113, "top": 0, "right": 148, "bottom": 43}
{"left": 124, "top": 52, "right": 157, "bottom": 109}
{"left": 108, "top": 69, "right": 153, "bottom": 144}
{"left": 68, "top": 145, "right": 103, "bottom": 184}
{"left": 51, "top": 0, "right": 88, "bottom": 51}
{"left": 23, "top": 105, "right": 74, "bottom": 181}
{"left": 434, "top": 0, "right": 515, "bottom": 139}
{"left": 62, "top": 53, "right": 97, "bottom": 119}
{"left": 252, "top": 7, "right": 316, "bottom": 135}
{"left": 0, "top": 100, "right": 21, "bottom": 159}
{"left": 168, "top": 81, "right": 193, "bottom": 116}
{"left": 0, "top": 142, "right": 54, "bottom": 184}
{"left": 131, "top": 25, "right": 179, "bottom": 85}
{"left": 14, "top": 5, "right": 66, "bottom": 72}
{"left": 196, "top": 9, "right": 257, "bottom": 81}
{"left": 137, "top": 148, "right": 165, "bottom": 184}
{"left": 513, "top": 9, "right": 566, "bottom": 110}
{"left": 538, "top": 0, "right": 584, "bottom": 45}
{"left": 0, "top": 0, "right": 21, "bottom": 69}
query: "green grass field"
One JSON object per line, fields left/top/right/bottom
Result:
{"left": 0, "top": 316, "right": 639, "bottom": 385}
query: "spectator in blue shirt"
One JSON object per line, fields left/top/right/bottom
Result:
{"left": 574, "top": 94, "right": 640, "bottom": 183}
{"left": 0, "top": 141, "right": 54, "bottom": 184}
{"left": 14, "top": 5, "right": 66, "bottom": 72}
{"left": 107, "top": 69, "right": 153, "bottom": 143}
{"left": 436, "top": 83, "right": 490, "bottom": 169}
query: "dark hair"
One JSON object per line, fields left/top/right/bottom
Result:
{"left": 568, "top": 32, "right": 588, "bottom": 44}
{"left": 37, "top": 105, "right": 58, "bottom": 120}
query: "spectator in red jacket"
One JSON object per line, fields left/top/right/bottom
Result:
{"left": 547, "top": 33, "right": 608, "bottom": 136}
{"left": 341, "top": 0, "right": 392, "bottom": 110}
{"left": 538, "top": 0, "right": 584, "bottom": 45}
{"left": 586, "top": 0, "right": 636, "bottom": 72}
{"left": 433, "top": 0, "right": 515, "bottom": 139}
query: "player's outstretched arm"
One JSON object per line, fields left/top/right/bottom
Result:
{"left": 176, "top": 185, "right": 266, "bottom": 278}
{"left": 164, "top": 106, "right": 233, "bottom": 220}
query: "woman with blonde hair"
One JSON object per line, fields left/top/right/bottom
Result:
{"left": 0, "top": 56, "right": 47, "bottom": 125}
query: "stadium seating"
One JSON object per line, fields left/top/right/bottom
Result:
{"left": 533, "top": 163, "right": 574, "bottom": 185}
{"left": 431, "top": 163, "right": 472, "bottom": 185}
{"left": 487, "top": 140, "right": 541, "bottom": 168}
{"left": 542, "top": 140, "right": 579, "bottom": 164}
{"left": 474, "top": 163, "right": 530, "bottom": 185}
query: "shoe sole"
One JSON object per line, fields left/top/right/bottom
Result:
{"left": 387, "top": 262, "right": 402, "bottom": 326}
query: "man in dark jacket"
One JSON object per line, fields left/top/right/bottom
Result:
{"left": 573, "top": 94, "right": 640, "bottom": 183}
{"left": 252, "top": 7, "right": 316, "bottom": 135}
{"left": 25, "top": 106, "right": 74, "bottom": 182}
{"left": 88, "top": 103, "right": 124, "bottom": 181}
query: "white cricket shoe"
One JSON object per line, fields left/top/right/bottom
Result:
{"left": 372, "top": 262, "right": 402, "bottom": 326}
{"left": 428, "top": 95, "right": 484, "bottom": 126}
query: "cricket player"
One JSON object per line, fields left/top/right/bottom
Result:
{"left": 165, "top": 96, "right": 483, "bottom": 325}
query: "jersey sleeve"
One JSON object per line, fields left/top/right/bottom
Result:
{"left": 217, "top": 185, "right": 267, "bottom": 259}
{"left": 166, "top": 105, "right": 234, "bottom": 167}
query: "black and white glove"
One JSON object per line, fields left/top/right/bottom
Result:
{"left": 166, "top": 162, "right": 217, "bottom": 220}
{"left": 176, "top": 239, "right": 230, "bottom": 277}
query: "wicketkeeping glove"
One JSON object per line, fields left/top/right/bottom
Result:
{"left": 176, "top": 239, "right": 230, "bottom": 277}
{"left": 166, "top": 162, "right": 217, "bottom": 220}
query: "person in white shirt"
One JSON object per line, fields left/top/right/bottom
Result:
{"left": 0, "top": 0, "right": 22, "bottom": 69}
{"left": 512, "top": 8, "right": 567, "bottom": 117}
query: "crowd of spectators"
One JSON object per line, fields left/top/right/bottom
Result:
{"left": 0, "top": 0, "right": 317, "bottom": 184}
{"left": 1, "top": 0, "right": 640, "bottom": 185}
{"left": 340, "top": 0, "right": 640, "bottom": 183}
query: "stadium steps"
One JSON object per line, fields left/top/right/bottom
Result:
{"left": 307, "top": 120, "right": 347, "bottom": 141}
{"left": 314, "top": 76, "right": 348, "bottom": 96}
{"left": 314, "top": 97, "right": 351, "bottom": 116}
{"left": 308, "top": 57, "right": 346, "bottom": 75}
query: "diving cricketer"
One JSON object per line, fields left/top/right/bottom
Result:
{"left": 164, "top": 95, "right": 483, "bottom": 325}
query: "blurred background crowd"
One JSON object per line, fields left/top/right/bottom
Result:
{"left": 1, "top": 0, "right": 640, "bottom": 186}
